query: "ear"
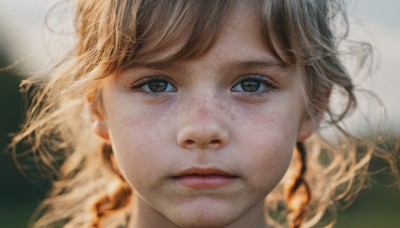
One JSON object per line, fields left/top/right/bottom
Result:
{"left": 88, "top": 96, "right": 110, "bottom": 140}
{"left": 296, "top": 84, "right": 331, "bottom": 142}
{"left": 296, "top": 117, "right": 315, "bottom": 142}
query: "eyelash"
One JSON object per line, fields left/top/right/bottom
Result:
{"left": 129, "top": 74, "right": 176, "bottom": 96}
{"left": 129, "top": 73, "right": 279, "bottom": 97}
{"left": 231, "top": 74, "right": 280, "bottom": 96}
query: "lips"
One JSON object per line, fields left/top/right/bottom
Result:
{"left": 172, "top": 168, "right": 238, "bottom": 189}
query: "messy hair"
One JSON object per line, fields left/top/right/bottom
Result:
{"left": 11, "top": 0, "right": 396, "bottom": 227}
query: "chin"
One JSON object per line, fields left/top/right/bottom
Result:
{"left": 172, "top": 215, "right": 235, "bottom": 228}
{"left": 167, "top": 203, "right": 240, "bottom": 228}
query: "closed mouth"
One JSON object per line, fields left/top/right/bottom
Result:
{"left": 171, "top": 167, "right": 238, "bottom": 188}
{"left": 173, "top": 167, "right": 237, "bottom": 178}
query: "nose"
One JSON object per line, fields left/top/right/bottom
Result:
{"left": 177, "top": 124, "right": 229, "bottom": 150}
{"left": 176, "top": 99, "right": 229, "bottom": 150}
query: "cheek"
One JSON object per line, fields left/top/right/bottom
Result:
{"left": 236, "top": 108, "right": 299, "bottom": 189}
{"left": 105, "top": 104, "right": 173, "bottom": 190}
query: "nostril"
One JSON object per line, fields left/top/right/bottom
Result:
{"left": 186, "top": 139, "right": 195, "bottom": 145}
{"left": 209, "top": 139, "right": 221, "bottom": 145}
{"left": 177, "top": 128, "right": 229, "bottom": 149}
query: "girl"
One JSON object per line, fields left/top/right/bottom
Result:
{"left": 11, "top": 0, "right": 398, "bottom": 227}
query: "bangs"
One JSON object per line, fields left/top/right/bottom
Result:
{"left": 78, "top": 0, "right": 341, "bottom": 77}
{"left": 120, "top": 0, "right": 292, "bottom": 69}
{"left": 124, "top": 0, "right": 239, "bottom": 68}
{"left": 77, "top": 0, "right": 295, "bottom": 75}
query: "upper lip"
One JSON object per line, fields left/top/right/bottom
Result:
{"left": 173, "top": 167, "right": 237, "bottom": 177}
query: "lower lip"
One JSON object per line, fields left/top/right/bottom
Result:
{"left": 172, "top": 175, "right": 237, "bottom": 188}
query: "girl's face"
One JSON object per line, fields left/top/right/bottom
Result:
{"left": 94, "top": 6, "right": 313, "bottom": 228}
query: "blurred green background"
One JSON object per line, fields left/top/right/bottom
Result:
{"left": 1, "top": 50, "right": 399, "bottom": 228}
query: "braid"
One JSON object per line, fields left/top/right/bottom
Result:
{"left": 286, "top": 142, "right": 311, "bottom": 228}
{"left": 90, "top": 144, "right": 133, "bottom": 227}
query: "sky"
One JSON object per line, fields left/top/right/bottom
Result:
{"left": 0, "top": 0, "right": 399, "bottom": 134}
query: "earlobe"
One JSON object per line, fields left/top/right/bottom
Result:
{"left": 92, "top": 118, "right": 110, "bottom": 140}
{"left": 88, "top": 95, "right": 110, "bottom": 140}
{"left": 297, "top": 118, "right": 315, "bottom": 142}
{"left": 296, "top": 86, "right": 330, "bottom": 142}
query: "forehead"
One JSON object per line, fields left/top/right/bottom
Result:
{"left": 124, "top": 0, "right": 287, "bottom": 69}
{"left": 137, "top": 7, "right": 286, "bottom": 73}
{"left": 205, "top": 6, "right": 277, "bottom": 60}
{"left": 187, "top": 7, "right": 286, "bottom": 71}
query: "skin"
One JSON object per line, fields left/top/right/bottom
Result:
{"left": 92, "top": 6, "right": 314, "bottom": 228}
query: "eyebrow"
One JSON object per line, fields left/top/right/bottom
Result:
{"left": 236, "top": 59, "right": 288, "bottom": 70}
{"left": 134, "top": 62, "right": 186, "bottom": 72}
{"left": 134, "top": 57, "right": 288, "bottom": 73}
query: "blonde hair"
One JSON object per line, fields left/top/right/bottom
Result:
{"left": 11, "top": 0, "right": 398, "bottom": 227}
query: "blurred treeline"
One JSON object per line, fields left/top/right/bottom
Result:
{"left": 0, "top": 43, "right": 47, "bottom": 227}
{"left": 0, "top": 43, "right": 399, "bottom": 227}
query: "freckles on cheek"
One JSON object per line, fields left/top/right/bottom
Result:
{"left": 249, "top": 136, "right": 294, "bottom": 191}
{"left": 240, "top": 111, "right": 297, "bottom": 180}
{"left": 101, "top": 85, "right": 171, "bottom": 186}
{"left": 109, "top": 114, "right": 164, "bottom": 187}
